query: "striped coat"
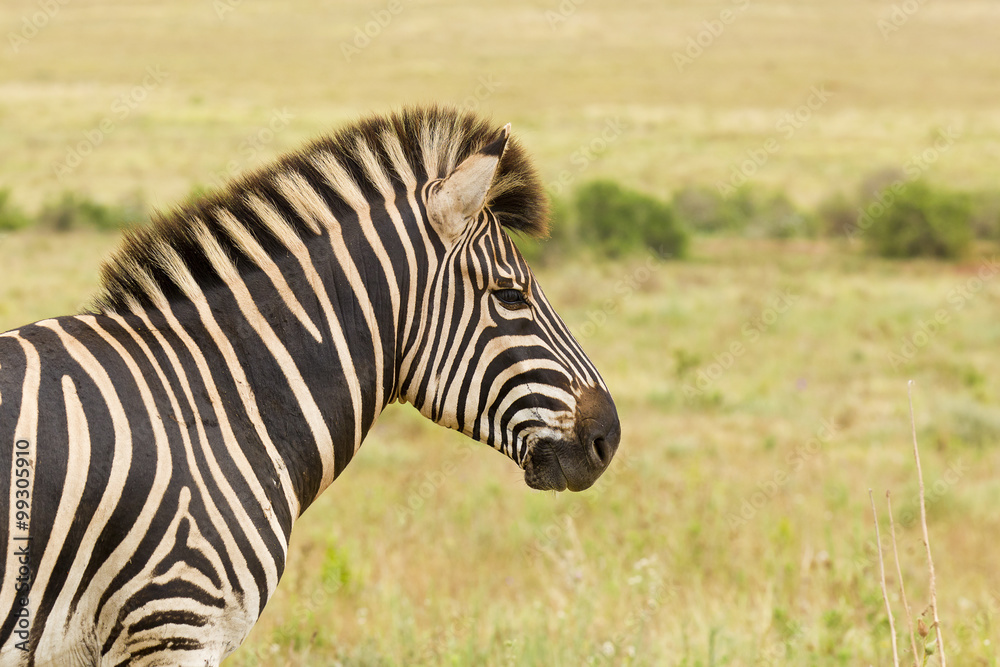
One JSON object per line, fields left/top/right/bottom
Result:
{"left": 0, "top": 107, "right": 619, "bottom": 665}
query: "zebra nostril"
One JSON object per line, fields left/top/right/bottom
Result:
{"left": 591, "top": 435, "right": 612, "bottom": 467}
{"left": 575, "top": 387, "right": 621, "bottom": 471}
{"left": 585, "top": 416, "right": 620, "bottom": 469}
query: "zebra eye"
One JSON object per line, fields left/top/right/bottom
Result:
{"left": 493, "top": 288, "right": 527, "bottom": 308}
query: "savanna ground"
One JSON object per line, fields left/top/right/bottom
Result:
{"left": 2, "top": 0, "right": 1000, "bottom": 665}
{"left": 3, "top": 232, "right": 1000, "bottom": 665}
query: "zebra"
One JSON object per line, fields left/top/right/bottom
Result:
{"left": 0, "top": 106, "right": 620, "bottom": 665}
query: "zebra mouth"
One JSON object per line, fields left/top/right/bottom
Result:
{"left": 523, "top": 438, "right": 587, "bottom": 492}
{"left": 520, "top": 386, "right": 620, "bottom": 492}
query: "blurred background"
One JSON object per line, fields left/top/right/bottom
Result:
{"left": 2, "top": 0, "right": 1000, "bottom": 664}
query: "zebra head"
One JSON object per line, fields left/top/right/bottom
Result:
{"left": 398, "top": 124, "right": 620, "bottom": 492}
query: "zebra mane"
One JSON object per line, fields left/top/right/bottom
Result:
{"left": 91, "top": 105, "right": 549, "bottom": 315}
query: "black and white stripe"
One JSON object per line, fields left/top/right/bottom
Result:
{"left": 0, "top": 106, "right": 619, "bottom": 665}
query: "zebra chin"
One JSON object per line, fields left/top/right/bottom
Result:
{"left": 521, "top": 386, "right": 621, "bottom": 492}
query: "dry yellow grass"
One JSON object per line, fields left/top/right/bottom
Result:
{"left": 3, "top": 231, "right": 1000, "bottom": 664}
{"left": 1, "top": 0, "right": 999, "bottom": 210}
{"left": 3, "top": 1, "right": 1000, "bottom": 662}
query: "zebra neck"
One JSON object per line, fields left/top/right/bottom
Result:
{"left": 142, "top": 237, "right": 401, "bottom": 517}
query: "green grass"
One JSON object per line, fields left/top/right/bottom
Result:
{"left": 3, "top": 232, "right": 1000, "bottom": 664}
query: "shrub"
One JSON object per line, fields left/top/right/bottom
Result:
{"left": 857, "top": 168, "right": 906, "bottom": 203}
{"left": 864, "top": 182, "right": 971, "bottom": 259}
{"left": 673, "top": 185, "right": 816, "bottom": 239}
{"left": 816, "top": 192, "right": 857, "bottom": 238}
{"left": 0, "top": 189, "right": 30, "bottom": 231}
{"left": 38, "top": 191, "right": 145, "bottom": 231}
{"left": 739, "top": 190, "right": 817, "bottom": 239}
{"left": 966, "top": 190, "right": 1000, "bottom": 240}
{"left": 575, "top": 180, "right": 687, "bottom": 258}
{"left": 672, "top": 185, "right": 739, "bottom": 235}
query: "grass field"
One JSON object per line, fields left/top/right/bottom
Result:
{"left": 4, "top": 0, "right": 1000, "bottom": 664}
{"left": 2, "top": 0, "right": 1000, "bottom": 210}
{"left": 2, "top": 231, "right": 1000, "bottom": 665}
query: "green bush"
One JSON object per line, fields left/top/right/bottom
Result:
{"left": 672, "top": 185, "right": 740, "bottom": 235}
{"left": 38, "top": 191, "right": 145, "bottom": 231}
{"left": 864, "top": 181, "right": 971, "bottom": 259}
{"left": 480, "top": 177, "right": 994, "bottom": 263}
{"left": 575, "top": 180, "right": 688, "bottom": 258}
{"left": 966, "top": 190, "right": 1000, "bottom": 240}
{"left": 673, "top": 185, "right": 815, "bottom": 239}
{"left": 671, "top": 185, "right": 745, "bottom": 235}
{"left": 0, "top": 189, "right": 30, "bottom": 231}
{"left": 739, "top": 190, "right": 817, "bottom": 239}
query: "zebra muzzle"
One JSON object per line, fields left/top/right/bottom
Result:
{"left": 523, "top": 385, "right": 620, "bottom": 492}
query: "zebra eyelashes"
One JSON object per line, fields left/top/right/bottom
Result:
{"left": 492, "top": 287, "right": 528, "bottom": 310}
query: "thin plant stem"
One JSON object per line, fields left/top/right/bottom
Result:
{"left": 870, "top": 488, "right": 900, "bottom": 667}
{"left": 888, "top": 490, "right": 919, "bottom": 665}
{"left": 908, "top": 380, "right": 946, "bottom": 666}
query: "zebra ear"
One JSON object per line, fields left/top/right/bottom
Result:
{"left": 429, "top": 124, "right": 510, "bottom": 242}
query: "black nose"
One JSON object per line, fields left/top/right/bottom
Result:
{"left": 576, "top": 386, "right": 621, "bottom": 471}
{"left": 588, "top": 419, "right": 620, "bottom": 468}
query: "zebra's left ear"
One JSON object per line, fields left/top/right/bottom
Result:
{"left": 428, "top": 124, "right": 510, "bottom": 243}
